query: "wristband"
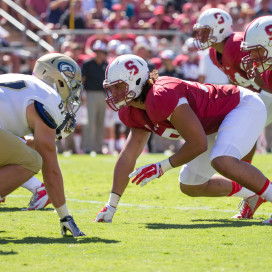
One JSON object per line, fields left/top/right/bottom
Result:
{"left": 108, "top": 192, "right": 120, "bottom": 208}
{"left": 56, "top": 203, "right": 70, "bottom": 219}
{"left": 159, "top": 158, "right": 174, "bottom": 174}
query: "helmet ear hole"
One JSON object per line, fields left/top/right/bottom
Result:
{"left": 219, "top": 28, "right": 224, "bottom": 34}
{"left": 136, "top": 78, "right": 141, "bottom": 85}
{"left": 58, "top": 80, "right": 64, "bottom": 87}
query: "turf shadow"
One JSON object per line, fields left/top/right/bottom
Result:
{"left": 0, "top": 250, "right": 18, "bottom": 255}
{"left": 145, "top": 220, "right": 262, "bottom": 230}
{"left": 191, "top": 218, "right": 266, "bottom": 223}
{"left": 0, "top": 207, "right": 54, "bottom": 212}
{"left": 0, "top": 236, "right": 120, "bottom": 245}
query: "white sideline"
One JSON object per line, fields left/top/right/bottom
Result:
{"left": 6, "top": 194, "right": 271, "bottom": 215}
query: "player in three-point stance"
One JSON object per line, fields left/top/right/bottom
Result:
{"left": 193, "top": 9, "right": 272, "bottom": 218}
{"left": 0, "top": 53, "right": 85, "bottom": 236}
{"left": 93, "top": 54, "right": 272, "bottom": 224}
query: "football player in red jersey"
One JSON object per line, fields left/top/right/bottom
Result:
{"left": 241, "top": 15, "right": 272, "bottom": 223}
{"left": 193, "top": 8, "right": 268, "bottom": 219}
{"left": 93, "top": 54, "right": 272, "bottom": 224}
{"left": 193, "top": 8, "right": 261, "bottom": 91}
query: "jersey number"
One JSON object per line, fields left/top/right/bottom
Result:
{"left": 58, "top": 100, "right": 65, "bottom": 115}
{"left": 0, "top": 80, "right": 27, "bottom": 90}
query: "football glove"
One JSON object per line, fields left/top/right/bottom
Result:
{"left": 93, "top": 203, "right": 116, "bottom": 223}
{"left": 129, "top": 159, "right": 173, "bottom": 187}
{"left": 60, "top": 215, "right": 85, "bottom": 237}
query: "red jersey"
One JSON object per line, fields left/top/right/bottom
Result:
{"left": 209, "top": 32, "right": 261, "bottom": 92}
{"left": 119, "top": 77, "right": 240, "bottom": 139}
{"left": 261, "top": 70, "right": 272, "bottom": 93}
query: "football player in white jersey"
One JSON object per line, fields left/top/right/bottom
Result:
{"left": 0, "top": 53, "right": 85, "bottom": 237}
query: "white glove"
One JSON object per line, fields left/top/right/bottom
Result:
{"left": 129, "top": 158, "right": 173, "bottom": 187}
{"left": 93, "top": 203, "right": 116, "bottom": 223}
{"left": 60, "top": 215, "right": 85, "bottom": 237}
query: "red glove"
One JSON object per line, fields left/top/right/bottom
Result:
{"left": 129, "top": 159, "right": 173, "bottom": 187}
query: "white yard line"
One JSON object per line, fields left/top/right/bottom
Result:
{"left": 7, "top": 194, "right": 271, "bottom": 215}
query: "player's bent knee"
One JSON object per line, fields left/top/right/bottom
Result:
{"left": 180, "top": 183, "right": 206, "bottom": 197}
{"left": 31, "top": 151, "right": 43, "bottom": 173}
{"left": 211, "top": 156, "right": 238, "bottom": 176}
{"left": 21, "top": 149, "right": 43, "bottom": 174}
{"left": 0, "top": 130, "right": 43, "bottom": 174}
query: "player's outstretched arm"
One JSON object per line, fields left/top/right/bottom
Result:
{"left": 26, "top": 104, "right": 85, "bottom": 236}
{"left": 93, "top": 128, "right": 150, "bottom": 223}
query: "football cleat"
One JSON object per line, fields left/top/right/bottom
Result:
{"left": 262, "top": 216, "right": 272, "bottom": 224}
{"left": 27, "top": 183, "right": 51, "bottom": 210}
{"left": 232, "top": 194, "right": 266, "bottom": 219}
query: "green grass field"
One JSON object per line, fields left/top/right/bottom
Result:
{"left": 1, "top": 153, "right": 272, "bottom": 272}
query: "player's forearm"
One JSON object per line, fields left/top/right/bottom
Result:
{"left": 42, "top": 165, "right": 66, "bottom": 208}
{"left": 170, "top": 140, "right": 207, "bottom": 168}
{"left": 111, "top": 154, "right": 137, "bottom": 196}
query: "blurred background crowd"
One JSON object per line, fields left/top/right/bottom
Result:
{"left": 1, "top": 0, "right": 272, "bottom": 155}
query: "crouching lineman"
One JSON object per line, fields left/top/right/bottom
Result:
{"left": 240, "top": 15, "right": 272, "bottom": 223}
{"left": 0, "top": 53, "right": 85, "bottom": 237}
{"left": 94, "top": 54, "right": 272, "bottom": 224}
{"left": 193, "top": 8, "right": 267, "bottom": 219}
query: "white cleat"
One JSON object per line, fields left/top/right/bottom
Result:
{"left": 232, "top": 194, "right": 266, "bottom": 219}
{"left": 262, "top": 216, "right": 272, "bottom": 224}
{"left": 25, "top": 183, "right": 51, "bottom": 210}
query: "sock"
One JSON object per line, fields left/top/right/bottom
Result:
{"left": 228, "top": 160, "right": 254, "bottom": 198}
{"left": 21, "top": 176, "right": 43, "bottom": 193}
{"left": 243, "top": 160, "right": 252, "bottom": 164}
{"left": 228, "top": 181, "right": 256, "bottom": 198}
{"left": 258, "top": 179, "right": 272, "bottom": 202}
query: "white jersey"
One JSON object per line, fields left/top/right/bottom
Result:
{"left": 0, "top": 74, "right": 65, "bottom": 137}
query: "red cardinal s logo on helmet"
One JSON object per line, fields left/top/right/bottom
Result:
{"left": 125, "top": 61, "right": 139, "bottom": 76}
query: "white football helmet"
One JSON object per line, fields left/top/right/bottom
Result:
{"left": 103, "top": 54, "right": 149, "bottom": 111}
{"left": 33, "top": 53, "right": 83, "bottom": 115}
{"left": 241, "top": 16, "right": 272, "bottom": 78}
{"left": 193, "top": 8, "right": 233, "bottom": 50}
